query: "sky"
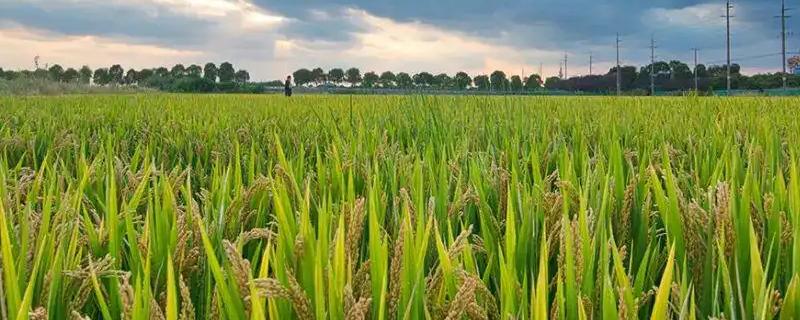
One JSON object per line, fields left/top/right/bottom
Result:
{"left": 0, "top": 0, "right": 794, "bottom": 80}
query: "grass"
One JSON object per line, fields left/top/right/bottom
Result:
{"left": 0, "top": 94, "right": 799, "bottom": 319}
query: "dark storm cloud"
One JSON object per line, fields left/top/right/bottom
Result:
{"left": 253, "top": 0, "right": 790, "bottom": 68}
{"left": 0, "top": 1, "right": 214, "bottom": 45}
{"left": 0, "top": 0, "right": 793, "bottom": 72}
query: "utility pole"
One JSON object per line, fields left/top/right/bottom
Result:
{"left": 564, "top": 53, "right": 568, "bottom": 79}
{"left": 650, "top": 35, "right": 657, "bottom": 96}
{"left": 539, "top": 63, "right": 543, "bottom": 78}
{"left": 777, "top": 0, "right": 791, "bottom": 89}
{"left": 589, "top": 52, "right": 593, "bottom": 75}
{"left": 723, "top": 0, "right": 733, "bottom": 94}
{"left": 616, "top": 33, "right": 622, "bottom": 96}
{"left": 692, "top": 48, "right": 700, "bottom": 91}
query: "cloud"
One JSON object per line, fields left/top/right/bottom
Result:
{"left": 0, "top": 26, "right": 202, "bottom": 70}
{"left": 0, "top": 0, "right": 794, "bottom": 79}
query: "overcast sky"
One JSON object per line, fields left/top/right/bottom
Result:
{"left": 0, "top": 0, "right": 794, "bottom": 80}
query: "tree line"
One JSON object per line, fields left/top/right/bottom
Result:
{"left": 545, "top": 61, "right": 800, "bottom": 93}
{"left": 293, "top": 61, "right": 800, "bottom": 93}
{"left": 290, "top": 67, "right": 543, "bottom": 91}
{"left": 0, "top": 62, "right": 264, "bottom": 93}
{"left": 4, "top": 59, "right": 799, "bottom": 94}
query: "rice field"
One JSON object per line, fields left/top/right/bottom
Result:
{"left": 1, "top": 94, "right": 799, "bottom": 319}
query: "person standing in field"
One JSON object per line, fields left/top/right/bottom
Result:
{"left": 284, "top": 75, "right": 293, "bottom": 97}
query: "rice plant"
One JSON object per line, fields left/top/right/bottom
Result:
{"left": 0, "top": 94, "right": 799, "bottom": 319}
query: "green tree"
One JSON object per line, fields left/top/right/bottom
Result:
{"left": 379, "top": 71, "right": 396, "bottom": 88}
{"left": 328, "top": 68, "right": 345, "bottom": 85}
{"left": 109, "top": 65, "right": 124, "bottom": 84}
{"left": 219, "top": 62, "right": 235, "bottom": 82}
{"left": 433, "top": 73, "right": 452, "bottom": 88}
{"left": 203, "top": 63, "right": 218, "bottom": 82}
{"left": 234, "top": 70, "right": 250, "bottom": 83}
{"left": 293, "top": 68, "right": 314, "bottom": 86}
{"left": 79, "top": 66, "right": 93, "bottom": 84}
{"left": 171, "top": 64, "right": 186, "bottom": 78}
{"left": 345, "top": 68, "right": 362, "bottom": 86}
{"left": 544, "top": 76, "right": 561, "bottom": 89}
{"left": 62, "top": 68, "right": 79, "bottom": 83}
{"left": 396, "top": 72, "right": 413, "bottom": 88}
{"left": 137, "top": 69, "right": 155, "bottom": 83}
{"left": 311, "top": 68, "right": 326, "bottom": 85}
{"left": 413, "top": 72, "right": 434, "bottom": 86}
{"left": 125, "top": 69, "right": 138, "bottom": 85}
{"left": 524, "top": 74, "right": 542, "bottom": 90}
{"left": 695, "top": 64, "right": 708, "bottom": 78}
{"left": 93, "top": 68, "right": 110, "bottom": 85}
{"left": 187, "top": 65, "right": 202, "bottom": 78}
{"left": 669, "top": 60, "right": 692, "bottom": 80}
{"left": 453, "top": 72, "right": 472, "bottom": 90}
{"left": 362, "top": 71, "right": 379, "bottom": 88}
{"left": 490, "top": 70, "right": 508, "bottom": 91}
{"left": 48, "top": 64, "right": 64, "bottom": 81}
{"left": 473, "top": 75, "right": 490, "bottom": 90}
{"left": 510, "top": 75, "right": 523, "bottom": 91}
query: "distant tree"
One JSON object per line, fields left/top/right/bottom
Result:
{"left": 93, "top": 68, "right": 110, "bottom": 85}
{"left": 187, "top": 65, "right": 202, "bottom": 78}
{"left": 203, "top": 63, "right": 218, "bottom": 82}
{"left": 234, "top": 70, "right": 250, "bottom": 83}
{"left": 362, "top": 71, "right": 379, "bottom": 88}
{"left": 33, "top": 68, "right": 48, "bottom": 79}
{"left": 328, "top": 68, "right": 345, "bottom": 85}
{"left": 137, "top": 69, "right": 154, "bottom": 83}
{"left": 293, "top": 68, "right": 314, "bottom": 86}
{"left": 218, "top": 62, "right": 235, "bottom": 82}
{"left": 109, "top": 65, "right": 124, "bottom": 84}
{"left": 171, "top": 64, "right": 186, "bottom": 78}
{"left": 490, "top": 70, "right": 508, "bottom": 91}
{"left": 453, "top": 72, "right": 472, "bottom": 90}
{"left": 544, "top": 76, "right": 561, "bottom": 89}
{"left": 79, "top": 66, "right": 93, "bottom": 84}
{"left": 122, "top": 69, "right": 139, "bottom": 85}
{"left": 608, "top": 66, "right": 638, "bottom": 89}
{"left": 731, "top": 64, "right": 741, "bottom": 75}
{"left": 311, "top": 68, "right": 326, "bottom": 85}
{"left": 379, "top": 71, "right": 396, "bottom": 88}
{"left": 707, "top": 65, "right": 727, "bottom": 78}
{"left": 345, "top": 68, "right": 362, "bottom": 86}
{"left": 48, "top": 64, "right": 64, "bottom": 82}
{"left": 173, "top": 77, "right": 215, "bottom": 93}
{"left": 62, "top": 68, "right": 79, "bottom": 83}
{"left": 396, "top": 72, "right": 413, "bottom": 88}
{"left": 124, "top": 69, "right": 138, "bottom": 85}
{"left": 155, "top": 67, "right": 170, "bottom": 78}
{"left": 510, "top": 75, "right": 524, "bottom": 91}
{"left": 789, "top": 56, "right": 800, "bottom": 71}
{"left": 669, "top": 60, "right": 692, "bottom": 80}
{"left": 695, "top": 64, "right": 708, "bottom": 78}
{"left": 413, "top": 72, "right": 434, "bottom": 86}
{"left": 524, "top": 74, "right": 542, "bottom": 90}
{"left": 433, "top": 73, "right": 452, "bottom": 88}
{"left": 473, "top": 75, "right": 490, "bottom": 90}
